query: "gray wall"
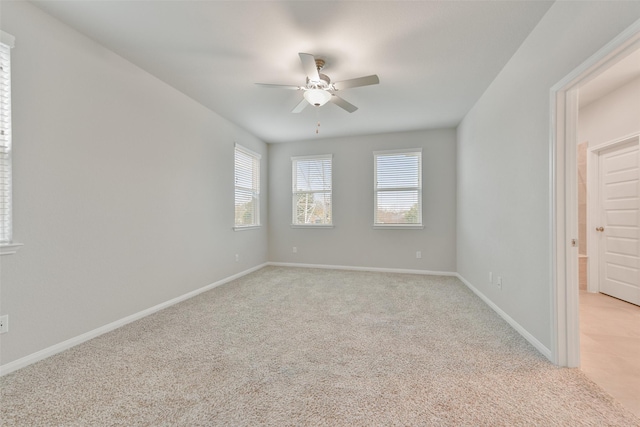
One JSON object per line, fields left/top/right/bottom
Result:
{"left": 269, "top": 129, "right": 456, "bottom": 272}
{"left": 3, "top": 0, "right": 639, "bottom": 369}
{"left": 457, "top": 2, "right": 640, "bottom": 352}
{"left": 0, "top": 1, "right": 268, "bottom": 365}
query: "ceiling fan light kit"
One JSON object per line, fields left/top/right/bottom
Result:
{"left": 303, "top": 88, "right": 332, "bottom": 106}
{"left": 256, "top": 53, "right": 379, "bottom": 114}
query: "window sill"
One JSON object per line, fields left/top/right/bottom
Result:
{"left": 233, "top": 225, "right": 261, "bottom": 231}
{"left": 1, "top": 242, "right": 24, "bottom": 255}
{"left": 290, "top": 224, "right": 334, "bottom": 229}
{"left": 373, "top": 224, "right": 424, "bottom": 230}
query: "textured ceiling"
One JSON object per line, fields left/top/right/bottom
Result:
{"left": 32, "top": 1, "right": 554, "bottom": 143}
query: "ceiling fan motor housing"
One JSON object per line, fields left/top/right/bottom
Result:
{"left": 306, "top": 73, "right": 331, "bottom": 89}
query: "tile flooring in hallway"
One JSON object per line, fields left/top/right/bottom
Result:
{"left": 580, "top": 291, "right": 640, "bottom": 418}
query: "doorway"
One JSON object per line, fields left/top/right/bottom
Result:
{"left": 579, "top": 133, "right": 640, "bottom": 416}
{"left": 552, "top": 19, "right": 640, "bottom": 417}
{"left": 552, "top": 22, "right": 640, "bottom": 369}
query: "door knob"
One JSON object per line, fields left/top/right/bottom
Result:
{"left": 596, "top": 227, "right": 605, "bottom": 232}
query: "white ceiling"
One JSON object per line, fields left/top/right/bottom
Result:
{"left": 32, "top": 1, "right": 554, "bottom": 143}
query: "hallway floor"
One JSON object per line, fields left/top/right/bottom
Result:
{"left": 580, "top": 291, "right": 640, "bottom": 418}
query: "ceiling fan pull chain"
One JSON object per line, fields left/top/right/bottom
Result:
{"left": 316, "top": 108, "right": 320, "bottom": 134}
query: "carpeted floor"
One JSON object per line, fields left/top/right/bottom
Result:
{"left": 1, "top": 266, "right": 638, "bottom": 426}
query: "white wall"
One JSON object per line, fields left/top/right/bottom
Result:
{"left": 579, "top": 75, "right": 640, "bottom": 147}
{"left": 269, "top": 129, "right": 457, "bottom": 272}
{"left": 0, "top": 2, "right": 268, "bottom": 365}
{"left": 457, "top": 2, "right": 640, "bottom": 353}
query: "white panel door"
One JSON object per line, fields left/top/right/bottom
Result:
{"left": 598, "top": 141, "right": 640, "bottom": 306}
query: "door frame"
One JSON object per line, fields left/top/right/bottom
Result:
{"left": 587, "top": 134, "right": 640, "bottom": 294}
{"left": 550, "top": 21, "right": 640, "bottom": 367}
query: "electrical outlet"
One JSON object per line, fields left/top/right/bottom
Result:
{"left": 497, "top": 276, "right": 502, "bottom": 290}
{"left": 293, "top": 247, "right": 297, "bottom": 253}
{"left": 416, "top": 251, "right": 422, "bottom": 259}
{"left": 0, "top": 315, "right": 8, "bottom": 334}
{"left": 489, "top": 272, "right": 493, "bottom": 283}
{"left": 235, "top": 254, "right": 239, "bottom": 262}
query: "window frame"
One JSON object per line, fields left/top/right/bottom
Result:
{"left": 233, "top": 143, "right": 261, "bottom": 231}
{"left": 373, "top": 148, "right": 424, "bottom": 229}
{"left": 291, "top": 154, "right": 333, "bottom": 228}
{"left": 0, "top": 31, "right": 21, "bottom": 255}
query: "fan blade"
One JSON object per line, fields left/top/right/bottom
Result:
{"left": 330, "top": 95, "right": 358, "bottom": 113}
{"left": 255, "top": 83, "right": 301, "bottom": 90}
{"left": 333, "top": 75, "right": 379, "bottom": 91}
{"left": 292, "top": 98, "right": 308, "bottom": 113}
{"left": 299, "top": 53, "right": 320, "bottom": 82}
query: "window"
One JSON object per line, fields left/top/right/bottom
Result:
{"left": 292, "top": 155, "right": 332, "bottom": 226}
{"left": 234, "top": 144, "right": 260, "bottom": 229}
{"left": 374, "top": 148, "right": 422, "bottom": 227}
{"left": 0, "top": 31, "right": 16, "bottom": 251}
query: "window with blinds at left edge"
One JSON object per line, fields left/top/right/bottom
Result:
{"left": 234, "top": 144, "right": 261, "bottom": 229}
{"left": 0, "top": 31, "right": 21, "bottom": 255}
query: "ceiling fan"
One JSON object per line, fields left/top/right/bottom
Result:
{"left": 256, "top": 53, "right": 379, "bottom": 113}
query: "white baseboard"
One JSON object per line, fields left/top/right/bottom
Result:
{"left": 1, "top": 263, "right": 552, "bottom": 375}
{"left": 456, "top": 273, "right": 552, "bottom": 361}
{"left": 270, "top": 264, "right": 550, "bottom": 360}
{"left": 0, "top": 263, "right": 268, "bottom": 376}
{"left": 267, "top": 261, "right": 457, "bottom": 277}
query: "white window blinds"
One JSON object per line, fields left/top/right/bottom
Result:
{"left": 374, "top": 149, "right": 422, "bottom": 225}
{"left": 234, "top": 144, "right": 260, "bottom": 227}
{"left": 292, "top": 155, "right": 332, "bottom": 226}
{"left": 0, "top": 33, "right": 14, "bottom": 244}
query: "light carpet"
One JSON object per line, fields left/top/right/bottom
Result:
{"left": 1, "top": 266, "right": 638, "bottom": 426}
